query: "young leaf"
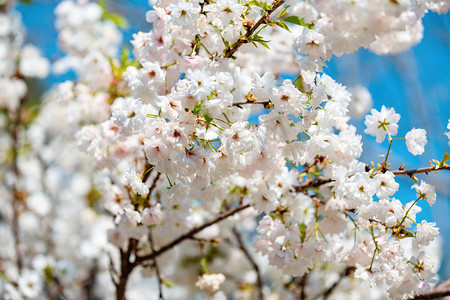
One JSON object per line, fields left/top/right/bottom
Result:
{"left": 193, "top": 101, "right": 203, "bottom": 115}
{"left": 283, "top": 16, "right": 314, "bottom": 29}
{"left": 439, "top": 149, "right": 449, "bottom": 167}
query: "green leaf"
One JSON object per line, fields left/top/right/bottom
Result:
{"left": 298, "top": 223, "right": 307, "bottom": 243}
{"left": 163, "top": 280, "right": 173, "bottom": 287}
{"left": 439, "top": 149, "right": 449, "bottom": 167}
{"left": 250, "top": 34, "right": 271, "bottom": 49}
{"left": 203, "top": 113, "right": 213, "bottom": 125}
{"left": 283, "top": 16, "right": 314, "bottom": 29}
{"left": 246, "top": 0, "right": 271, "bottom": 10}
{"left": 193, "top": 101, "right": 203, "bottom": 115}
{"left": 274, "top": 6, "right": 289, "bottom": 20}
{"left": 273, "top": 20, "right": 290, "bottom": 32}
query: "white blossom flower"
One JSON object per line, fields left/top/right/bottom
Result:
{"left": 125, "top": 167, "right": 149, "bottom": 196}
{"left": 19, "top": 45, "right": 50, "bottom": 78}
{"left": 169, "top": 1, "right": 200, "bottom": 26}
{"left": 18, "top": 270, "right": 42, "bottom": 298}
{"left": 405, "top": 128, "right": 427, "bottom": 156}
{"left": 412, "top": 180, "right": 436, "bottom": 206}
{"left": 373, "top": 171, "right": 399, "bottom": 199}
{"left": 364, "top": 106, "right": 401, "bottom": 143}
{"left": 348, "top": 85, "right": 373, "bottom": 119}
{"left": 414, "top": 221, "right": 439, "bottom": 247}
{"left": 196, "top": 273, "right": 226, "bottom": 293}
{"left": 445, "top": 118, "right": 450, "bottom": 146}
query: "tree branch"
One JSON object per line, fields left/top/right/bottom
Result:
{"left": 295, "top": 179, "right": 332, "bottom": 192}
{"left": 410, "top": 278, "right": 450, "bottom": 299}
{"left": 232, "top": 100, "right": 271, "bottom": 106}
{"left": 224, "top": 0, "right": 286, "bottom": 58}
{"left": 116, "top": 239, "right": 138, "bottom": 300}
{"left": 391, "top": 165, "right": 450, "bottom": 176}
{"left": 296, "top": 273, "right": 308, "bottom": 300}
{"left": 232, "top": 227, "right": 264, "bottom": 300}
{"left": 321, "top": 266, "right": 355, "bottom": 300}
{"left": 135, "top": 203, "right": 251, "bottom": 265}
{"left": 149, "top": 230, "right": 164, "bottom": 300}
{"left": 9, "top": 95, "right": 27, "bottom": 273}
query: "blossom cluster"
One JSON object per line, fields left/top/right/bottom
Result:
{"left": 0, "top": 0, "right": 449, "bottom": 299}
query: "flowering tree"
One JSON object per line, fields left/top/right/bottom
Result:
{"left": 1, "top": 0, "right": 450, "bottom": 299}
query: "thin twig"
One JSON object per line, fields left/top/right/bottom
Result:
{"left": 321, "top": 266, "right": 355, "bottom": 300}
{"left": 9, "top": 96, "right": 27, "bottom": 273}
{"left": 224, "top": 0, "right": 286, "bottom": 58}
{"left": 232, "top": 227, "right": 263, "bottom": 300}
{"left": 232, "top": 100, "right": 271, "bottom": 106}
{"left": 147, "top": 172, "right": 161, "bottom": 201}
{"left": 391, "top": 165, "right": 450, "bottom": 176}
{"left": 149, "top": 230, "right": 164, "bottom": 300}
{"left": 135, "top": 203, "right": 251, "bottom": 265}
{"left": 109, "top": 253, "right": 119, "bottom": 287}
{"left": 295, "top": 179, "right": 332, "bottom": 192}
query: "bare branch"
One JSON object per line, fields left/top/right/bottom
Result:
{"left": 224, "top": 0, "right": 286, "bottom": 58}
{"left": 391, "top": 165, "right": 450, "bottom": 176}
{"left": 321, "top": 266, "right": 355, "bottom": 300}
{"left": 116, "top": 239, "right": 138, "bottom": 300}
{"left": 232, "top": 227, "right": 264, "bottom": 300}
{"left": 298, "top": 273, "right": 308, "bottom": 300}
{"left": 295, "top": 179, "right": 332, "bottom": 192}
{"left": 149, "top": 230, "right": 164, "bottom": 300}
{"left": 9, "top": 95, "right": 27, "bottom": 272}
{"left": 135, "top": 203, "right": 251, "bottom": 265}
{"left": 232, "top": 100, "right": 271, "bottom": 106}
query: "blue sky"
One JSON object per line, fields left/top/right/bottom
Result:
{"left": 16, "top": 0, "right": 450, "bottom": 277}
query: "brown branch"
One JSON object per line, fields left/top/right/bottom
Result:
{"left": 147, "top": 172, "right": 161, "bottom": 201}
{"left": 232, "top": 227, "right": 263, "bottom": 300}
{"left": 9, "top": 96, "right": 27, "bottom": 272}
{"left": 410, "top": 278, "right": 450, "bottom": 300}
{"left": 321, "top": 266, "right": 355, "bottom": 300}
{"left": 224, "top": 0, "right": 286, "bottom": 58}
{"left": 391, "top": 165, "right": 450, "bottom": 176}
{"left": 83, "top": 260, "right": 99, "bottom": 300}
{"left": 135, "top": 203, "right": 251, "bottom": 265}
{"left": 232, "top": 100, "right": 271, "bottom": 106}
{"left": 295, "top": 178, "right": 332, "bottom": 192}
{"left": 294, "top": 164, "right": 450, "bottom": 193}
{"left": 297, "top": 273, "right": 308, "bottom": 300}
{"left": 149, "top": 230, "right": 164, "bottom": 300}
{"left": 116, "top": 239, "right": 138, "bottom": 300}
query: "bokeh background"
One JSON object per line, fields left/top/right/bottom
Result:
{"left": 16, "top": 0, "right": 450, "bottom": 279}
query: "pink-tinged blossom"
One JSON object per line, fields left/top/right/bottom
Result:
{"left": 405, "top": 128, "right": 427, "bottom": 156}
{"left": 141, "top": 204, "right": 165, "bottom": 225}
{"left": 364, "top": 105, "right": 401, "bottom": 143}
